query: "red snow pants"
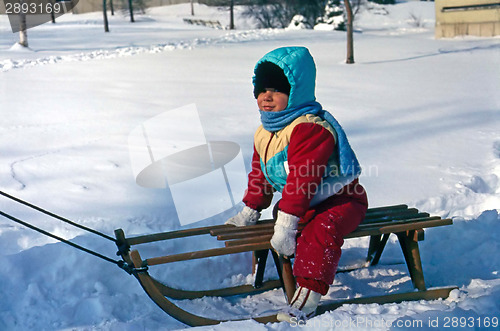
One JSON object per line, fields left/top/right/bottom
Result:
{"left": 292, "top": 179, "right": 368, "bottom": 295}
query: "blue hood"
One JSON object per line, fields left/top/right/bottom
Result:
{"left": 253, "top": 46, "right": 317, "bottom": 109}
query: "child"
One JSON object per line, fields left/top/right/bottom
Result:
{"left": 226, "top": 46, "right": 368, "bottom": 322}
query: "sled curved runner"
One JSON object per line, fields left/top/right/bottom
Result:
{"left": 114, "top": 204, "right": 457, "bottom": 327}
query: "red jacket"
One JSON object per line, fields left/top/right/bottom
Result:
{"left": 243, "top": 118, "right": 341, "bottom": 218}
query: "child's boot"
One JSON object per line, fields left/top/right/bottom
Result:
{"left": 276, "top": 286, "right": 321, "bottom": 323}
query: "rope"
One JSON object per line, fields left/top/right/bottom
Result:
{"left": 0, "top": 191, "right": 148, "bottom": 275}
{"left": 0, "top": 210, "right": 118, "bottom": 264}
{"left": 0, "top": 210, "right": 147, "bottom": 275}
{"left": 0, "top": 190, "right": 116, "bottom": 242}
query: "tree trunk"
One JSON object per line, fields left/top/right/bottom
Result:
{"left": 128, "top": 0, "right": 135, "bottom": 23}
{"left": 191, "top": 0, "right": 194, "bottom": 16}
{"left": 110, "top": 0, "right": 114, "bottom": 16}
{"left": 229, "top": 0, "right": 234, "bottom": 30}
{"left": 19, "top": 0, "right": 28, "bottom": 47}
{"left": 344, "top": 0, "right": 354, "bottom": 64}
{"left": 19, "top": 26, "right": 29, "bottom": 47}
{"left": 50, "top": 0, "right": 56, "bottom": 23}
{"left": 103, "top": 0, "right": 110, "bottom": 32}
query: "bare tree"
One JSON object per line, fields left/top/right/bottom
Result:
{"left": 19, "top": 0, "right": 28, "bottom": 47}
{"left": 344, "top": 0, "right": 354, "bottom": 63}
{"left": 229, "top": 0, "right": 235, "bottom": 29}
{"left": 103, "top": 0, "right": 110, "bottom": 32}
{"left": 128, "top": 0, "right": 135, "bottom": 22}
{"left": 50, "top": 0, "right": 56, "bottom": 23}
{"left": 242, "top": 0, "right": 325, "bottom": 29}
{"left": 242, "top": 2, "right": 289, "bottom": 28}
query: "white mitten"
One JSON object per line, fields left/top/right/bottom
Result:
{"left": 270, "top": 210, "right": 300, "bottom": 256}
{"left": 225, "top": 206, "right": 261, "bottom": 227}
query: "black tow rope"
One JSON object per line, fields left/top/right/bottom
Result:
{"left": 0, "top": 190, "right": 115, "bottom": 242}
{"left": 0, "top": 191, "right": 147, "bottom": 275}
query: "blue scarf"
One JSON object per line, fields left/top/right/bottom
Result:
{"left": 259, "top": 101, "right": 323, "bottom": 132}
{"left": 260, "top": 102, "right": 361, "bottom": 177}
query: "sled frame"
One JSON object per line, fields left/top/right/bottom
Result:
{"left": 114, "top": 204, "right": 456, "bottom": 326}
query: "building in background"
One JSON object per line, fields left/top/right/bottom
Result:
{"left": 71, "top": 0, "right": 188, "bottom": 14}
{"left": 435, "top": 0, "right": 500, "bottom": 38}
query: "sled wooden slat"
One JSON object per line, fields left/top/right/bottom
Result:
{"left": 145, "top": 242, "right": 271, "bottom": 266}
{"left": 210, "top": 222, "right": 274, "bottom": 237}
{"left": 345, "top": 217, "right": 452, "bottom": 238}
{"left": 363, "top": 207, "right": 419, "bottom": 219}
{"left": 357, "top": 213, "right": 431, "bottom": 228}
{"left": 225, "top": 234, "right": 274, "bottom": 247}
{"left": 221, "top": 216, "right": 451, "bottom": 246}
{"left": 125, "top": 224, "right": 231, "bottom": 246}
{"left": 364, "top": 204, "right": 408, "bottom": 213}
{"left": 216, "top": 229, "right": 276, "bottom": 241}
{"left": 363, "top": 209, "right": 423, "bottom": 221}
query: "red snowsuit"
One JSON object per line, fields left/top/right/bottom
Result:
{"left": 243, "top": 120, "right": 368, "bottom": 295}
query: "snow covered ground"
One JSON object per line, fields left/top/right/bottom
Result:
{"left": 0, "top": 1, "right": 499, "bottom": 330}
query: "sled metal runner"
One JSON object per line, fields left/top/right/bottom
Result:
{"left": 114, "top": 204, "right": 457, "bottom": 326}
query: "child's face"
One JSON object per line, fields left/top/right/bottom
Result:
{"left": 257, "top": 88, "right": 289, "bottom": 112}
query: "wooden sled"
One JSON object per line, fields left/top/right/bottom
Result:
{"left": 114, "top": 204, "right": 457, "bottom": 326}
